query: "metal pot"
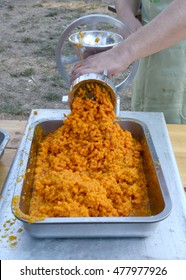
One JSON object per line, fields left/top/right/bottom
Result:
{"left": 69, "top": 71, "right": 117, "bottom": 110}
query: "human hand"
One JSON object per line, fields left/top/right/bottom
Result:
{"left": 71, "top": 44, "right": 130, "bottom": 82}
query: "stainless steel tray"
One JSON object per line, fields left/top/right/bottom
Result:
{"left": 0, "top": 128, "right": 10, "bottom": 159}
{"left": 0, "top": 110, "right": 185, "bottom": 259}
{"left": 11, "top": 118, "right": 172, "bottom": 238}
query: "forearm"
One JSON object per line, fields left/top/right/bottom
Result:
{"left": 118, "top": 0, "right": 186, "bottom": 65}
{"left": 71, "top": 0, "right": 186, "bottom": 80}
{"left": 115, "top": 0, "right": 140, "bottom": 21}
{"left": 115, "top": 0, "right": 141, "bottom": 32}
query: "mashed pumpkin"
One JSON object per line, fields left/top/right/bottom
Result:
{"left": 29, "top": 83, "right": 151, "bottom": 218}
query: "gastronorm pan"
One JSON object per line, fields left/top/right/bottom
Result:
{"left": 0, "top": 128, "right": 10, "bottom": 160}
{"left": 11, "top": 119, "right": 172, "bottom": 238}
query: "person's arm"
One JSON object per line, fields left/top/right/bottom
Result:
{"left": 71, "top": 0, "right": 186, "bottom": 79}
{"left": 115, "top": 0, "right": 141, "bottom": 32}
{"left": 127, "top": 0, "right": 186, "bottom": 61}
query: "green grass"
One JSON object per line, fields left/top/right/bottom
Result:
{"left": 0, "top": 46, "right": 6, "bottom": 53}
{"left": 7, "top": 4, "right": 15, "bottom": 10}
{"left": 45, "top": 11, "right": 58, "bottom": 17}
{"left": 10, "top": 68, "right": 35, "bottom": 77}
{"left": 0, "top": 102, "right": 27, "bottom": 116}
{"left": 34, "top": 43, "right": 55, "bottom": 58}
{"left": 0, "top": 43, "right": 12, "bottom": 53}
{"left": 42, "top": 92, "right": 61, "bottom": 101}
{"left": 40, "top": 75, "right": 68, "bottom": 92}
{"left": 32, "top": 3, "right": 43, "bottom": 8}
{"left": 50, "top": 75, "right": 64, "bottom": 87}
{"left": 21, "top": 37, "right": 39, "bottom": 44}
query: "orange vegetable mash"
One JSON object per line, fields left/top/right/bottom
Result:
{"left": 95, "top": 37, "right": 100, "bottom": 43}
{"left": 29, "top": 83, "right": 151, "bottom": 218}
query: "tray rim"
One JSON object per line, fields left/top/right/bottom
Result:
{"left": 11, "top": 117, "right": 172, "bottom": 225}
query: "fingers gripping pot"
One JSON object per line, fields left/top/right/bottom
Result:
{"left": 56, "top": 14, "right": 139, "bottom": 114}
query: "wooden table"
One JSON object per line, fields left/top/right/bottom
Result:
{"left": 0, "top": 120, "right": 186, "bottom": 195}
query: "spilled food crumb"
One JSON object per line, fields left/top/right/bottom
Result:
{"left": 0, "top": 218, "right": 23, "bottom": 249}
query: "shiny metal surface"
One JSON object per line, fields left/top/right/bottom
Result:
{"left": 11, "top": 118, "right": 172, "bottom": 238}
{"left": 69, "top": 30, "right": 123, "bottom": 59}
{"left": 0, "top": 128, "right": 10, "bottom": 159}
{"left": 0, "top": 110, "right": 186, "bottom": 259}
{"left": 56, "top": 14, "right": 139, "bottom": 92}
{"left": 69, "top": 72, "right": 117, "bottom": 109}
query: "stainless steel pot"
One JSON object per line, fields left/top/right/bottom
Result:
{"left": 68, "top": 30, "right": 123, "bottom": 60}
{"left": 69, "top": 71, "right": 117, "bottom": 110}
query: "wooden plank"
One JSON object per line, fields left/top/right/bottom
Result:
{"left": 0, "top": 120, "right": 26, "bottom": 193}
{"left": 167, "top": 124, "right": 186, "bottom": 193}
{"left": 0, "top": 149, "right": 17, "bottom": 193}
{"left": 0, "top": 120, "right": 26, "bottom": 149}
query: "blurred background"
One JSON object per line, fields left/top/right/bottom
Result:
{"left": 0, "top": 0, "right": 132, "bottom": 120}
